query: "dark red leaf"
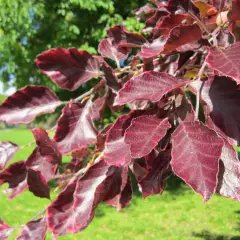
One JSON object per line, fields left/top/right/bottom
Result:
{"left": 206, "top": 43, "right": 240, "bottom": 84}
{"left": 138, "top": 37, "right": 167, "bottom": 59}
{"left": 156, "top": 14, "right": 187, "bottom": 30}
{"left": 217, "top": 139, "right": 240, "bottom": 201}
{"left": 171, "top": 121, "right": 224, "bottom": 201}
{"left": 90, "top": 97, "right": 106, "bottom": 121}
{"left": 105, "top": 167, "right": 132, "bottom": 210}
{"left": 36, "top": 48, "right": 101, "bottom": 91}
{"left": 191, "top": 76, "right": 240, "bottom": 145}
{"left": 0, "top": 142, "right": 19, "bottom": 170}
{"left": 0, "top": 161, "right": 27, "bottom": 199}
{"left": 98, "top": 38, "right": 130, "bottom": 61}
{"left": 31, "top": 128, "right": 61, "bottom": 165}
{"left": 65, "top": 148, "right": 90, "bottom": 173}
{"left": 107, "top": 25, "right": 146, "bottom": 48}
{"left": 163, "top": 24, "right": 202, "bottom": 53}
{"left": 145, "top": 9, "right": 169, "bottom": 28}
{"left": 54, "top": 101, "right": 97, "bottom": 155}
{"left": 16, "top": 218, "right": 47, "bottom": 240}
{"left": 134, "top": 4, "right": 156, "bottom": 20}
{"left": 27, "top": 169, "right": 50, "bottom": 199}
{"left": 47, "top": 160, "right": 113, "bottom": 237}
{"left": 124, "top": 116, "right": 170, "bottom": 158}
{"left": 0, "top": 219, "right": 13, "bottom": 240}
{"left": 129, "top": 159, "right": 148, "bottom": 182}
{"left": 102, "top": 62, "right": 121, "bottom": 91}
{"left": 114, "top": 71, "right": 187, "bottom": 105}
{"left": 230, "top": 0, "right": 240, "bottom": 21}
{"left": 0, "top": 86, "right": 61, "bottom": 124}
{"left": 139, "top": 150, "right": 171, "bottom": 198}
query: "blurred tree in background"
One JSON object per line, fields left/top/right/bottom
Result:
{"left": 0, "top": 0, "right": 145, "bottom": 97}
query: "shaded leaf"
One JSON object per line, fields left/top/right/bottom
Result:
{"left": 36, "top": 48, "right": 101, "bottom": 91}
{"left": 206, "top": 43, "right": 240, "bottom": 84}
{"left": 114, "top": 71, "right": 187, "bottom": 105}
{"left": 107, "top": 25, "right": 146, "bottom": 48}
{"left": 171, "top": 121, "right": 224, "bottom": 201}
{"left": 0, "top": 161, "right": 27, "bottom": 199}
{"left": 124, "top": 116, "right": 170, "bottom": 158}
{"left": 54, "top": 101, "right": 97, "bottom": 155}
{"left": 105, "top": 167, "right": 132, "bottom": 210}
{"left": 27, "top": 169, "right": 50, "bottom": 199}
{"left": 139, "top": 150, "right": 171, "bottom": 198}
{"left": 0, "top": 86, "right": 61, "bottom": 124}
{"left": 102, "top": 63, "right": 121, "bottom": 91}
{"left": 16, "top": 218, "right": 47, "bottom": 240}
{"left": 0, "top": 142, "right": 19, "bottom": 170}
{"left": 191, "top": 76, "right": 240, "bottom": 144}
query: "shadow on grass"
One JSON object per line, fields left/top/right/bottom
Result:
{"left": 192, "top": 231, "right": 240, "bottom": 240}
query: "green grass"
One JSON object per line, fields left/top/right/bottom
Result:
{"left": 1, "top": 129, "right": 240, "bottom": 240}
{"left": 0, "top": 94, "right": 6, "bottom": 103}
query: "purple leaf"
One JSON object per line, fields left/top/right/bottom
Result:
{"left": 140, "top": 150, "right": 171, "bottom": 198}
{"left": 47, "top": 160, "right": 113, "bottom": 237}
{"left": 171, "top": 121, "right": 224, "bottom": 201}
{"left": 0, "top": 142, "right": 19, "bottom": 170}
{"left": 16, "top": 218, "right": 47, "bottom": 240}
{"left": 105, "top": 167, "right": 132, "bottom": 210}
{"left": 27, "top": 169, "right": 50, "bottom": 199}
{"left": 0, "top": 86, "right": 61, "bottom": 124}
{"left": 124, "top": 116, "right": 170, "bottom": 158}
{"left": 139, "top": 24, "right": 202, "bottom": 58}
{"left": 206, "top": 43, "right": 240, "bottom": 84}
{"left": 190, "top": 76, "right": 240, "bottom": 145}
{"left": 107, "top": 25, "right": 146, "bottom": 48}
{"left": 36, "top": 48, "right": 101, "bottom": 91}
{"left": 217, "top": 139, "right": 240, "bottom": 201}
{"left": 114, "top": 71, "right": 187, "bottom": 105}
{"left": 0, "top": 219, "right": 13, "bottom": 240}
{"left": 54, "top": 101, "right": 97, "bottom": 155}
{"left": 98, "top": 38, "right": 130, "bottom": 61}
{"left": 104, "top": 113, "right": 133, "bottom": 166}
{"left": 90, "top": 97, "right": 106, "bottom": 121}
{"left": 31, "top": 128, "right": 61, "bottom": 165}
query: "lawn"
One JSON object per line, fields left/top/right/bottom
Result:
{"left": 1, "top": 129, "right": 240, "bottom": 240}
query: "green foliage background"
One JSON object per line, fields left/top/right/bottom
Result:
{"left": 0, "top": 0, "right": 145, "bottom": 94}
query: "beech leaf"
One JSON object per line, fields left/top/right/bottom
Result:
{"left": 16, "top": 218, "right": 47, "bottom": 240}
{"left": 0, "top": 86, "right": 61, "bottom": 124}
{"left": 190, "top": 76, "right": 240, "bottom": 144}
{"left": 36, "top": 48, "right": 101, "bottom": 91}
{"left": 124, "top": 116, "right": 170, "bottom": 158}
{"left": 114, "top": 71, "right": 187, "bottom": 106}
{"left": 217, "top": 139, "right": 240, "bottom": 201}
{"left": 171, "top": 121, "right": 224, "bottom": 201}
{"left": 206, "top": 43, "right": 240, "bottom": 84}
{"left": 98, "top": 38, "right": 130, "bottom": 62}
{"left": 0, "top": 142, "right": 19, "bottom": 170}
{"left": 140, "top": 150, "right": 171, "bottom": 198}
{"left": 107, "top": 25, "right": 146, "bottom": 48}
{"left": 54, "top": 101, "right": 97, "bottom": 155}
{"left": 47, "top": 160, "right": 113, "bottom": 237}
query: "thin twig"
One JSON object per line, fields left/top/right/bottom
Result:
{"left": 194, "top": 61, "right": 207, "bottom": 120}
{"left": 74, "top": 88, "right": 95, "bottom": 102}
